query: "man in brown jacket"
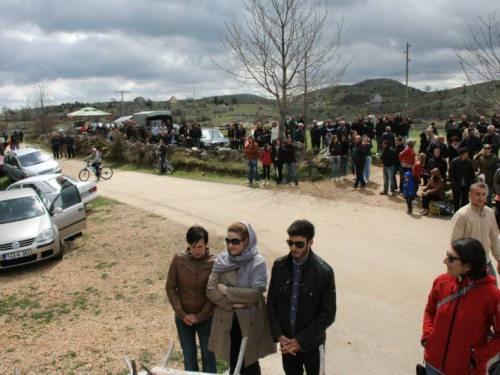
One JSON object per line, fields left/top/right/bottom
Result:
{"left": 166, "top": 225, "right": 217, "bottom": 373}
{"left": 245, "top": 136, "right": 260, "bottom": 185}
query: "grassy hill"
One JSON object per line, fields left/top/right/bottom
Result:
{"left": 1, "top": 79, "right": 499, "bottom": 132}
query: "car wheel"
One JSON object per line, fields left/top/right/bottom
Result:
{"left": 54, "top": 240, "right": 64, "bottom": 260}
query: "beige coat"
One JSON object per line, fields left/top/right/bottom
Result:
{"left": 206, "top": 268, "right": 276, "bottom": 367}
{"left": 451, "top": 203, "right": 500, "bottom": 262}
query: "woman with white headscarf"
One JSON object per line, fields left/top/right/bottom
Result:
{"left": 207, "top": 222, "right": 275, "bottom": 375}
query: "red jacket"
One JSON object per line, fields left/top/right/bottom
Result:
{"left": 259, "top": 149, "right": 272, "bottom": 166}
{"left": 422, "top": 274, "right": 500, "bottom": 374}
{"left": 399, "top": 146, "right": 415, "bottom": 167}
{"left": 245, "top": 142, "right": 259, "bottom": 160}
{"left": 412, "top": 161, "right": 423, "bottom": 179}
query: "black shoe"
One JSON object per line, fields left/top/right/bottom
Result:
{"left": 380, "top": 192, "right": 388, "bottom": 195}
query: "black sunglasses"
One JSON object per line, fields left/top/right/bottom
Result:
{"left": 286, "top": 240, "right": 306, "bottom": 249}
{"left": 225, "top": 238, "right": 243, "bottom": 246}
{"left": 446, "top": 252, "right": 461, "bottom": 263}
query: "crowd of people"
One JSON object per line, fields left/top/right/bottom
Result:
{"left": 0, "top": 129, "right": 23, "bottom": 155}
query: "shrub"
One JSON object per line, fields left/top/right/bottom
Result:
{"left": 107, "top": 132, "right": 126, "bottom": 161}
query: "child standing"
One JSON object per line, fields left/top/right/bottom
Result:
{"left": 403, "top": 171, "right": 416, "bottom": 214}
{"left": 260, "top": 144, "right": 272, "bottom": 185}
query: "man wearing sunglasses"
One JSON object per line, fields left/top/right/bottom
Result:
{"left": 452, "top": 182, "right": 500, "bottom": 277}
{"left": 267, "top": 220, "right": 336, "bottom": 375}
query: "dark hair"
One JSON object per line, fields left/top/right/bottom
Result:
{"left": 186, "top": 225, "right": 209, "bottom": 245}
{"left": 452, "top": 238, "right": 487, "bottom": 280}
{"left": 459, "top": 148, "right": 469, "bottom": 155}
{"left": 287, "top": 220, "right": 315, "bottom": 242}
{"left": 396, "top": 136, "right": 403, "bottom": 142}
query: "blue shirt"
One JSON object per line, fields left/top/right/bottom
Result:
{"left": 290, "top": 259, "right": 305, "bottom": 337}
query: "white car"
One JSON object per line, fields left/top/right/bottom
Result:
{"left": 7, "top": 174, "right": 99, "bottom": 205}
{"left": 3, "top": 147, "right": 61, "bottom": 182}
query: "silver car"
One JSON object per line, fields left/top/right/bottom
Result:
{"left": 200, "top": 129, "right": 230, "bottom": 148}
{"left": 0, "top": 187, "right": 87, "bottom": 269}
{"left": 7, "top": 174, "right": 99, "bottom": 205}
{"left": 3, "top": 148, "right": 61, "bottom": 182}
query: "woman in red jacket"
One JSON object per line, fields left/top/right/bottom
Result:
{"left": 399, "top": 139, "right": 416, "bottom": 176}
{"left": 422, "top": 238, "right": 500, "bottom": 374}
{"left": 259, "top": 144, "right": 272, "bottom": 186}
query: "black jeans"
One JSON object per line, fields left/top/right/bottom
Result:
{"left": 274, "top": 162, "right": 283, "bottom": 184}
{"left": 67, "top": 145, "right": 75, "bottom": 158}
{"left": 422, "top": 193, "right": 442, "bottom": 209}
{"left": 282, "top": 348, "right": 320, "bottom": 375}
{"left": 452, "top": 185, "right": 470, "bottom": 213}
{"left": 354, "top": 162, "right": 366, "bottom": 187}
{"left": 262, "top": 165, "right": 271, "bottom": 180}
{"left": 405, "top": 196, "right": 414, "bottom": 212}
{"left": 230, "top": 315, "right": 260, "bottom": 375}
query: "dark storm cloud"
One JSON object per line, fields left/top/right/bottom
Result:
{"left": 0, "top": 0, "right": 499, "bottom": 108}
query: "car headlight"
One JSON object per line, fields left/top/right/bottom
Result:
{"left": 36, "top": 229, "right": 55, "bottom": 244}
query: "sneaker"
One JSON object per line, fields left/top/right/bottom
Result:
{"left": 379, "top": 192, "right": 388, "bottom": 195}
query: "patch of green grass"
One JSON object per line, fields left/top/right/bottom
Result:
{"left": 101, "top": 273, "right": 109, "bottom": 280}
{"left": 6, "top": 348, "right": 15, "bottom": 353}
{"left": 139, "top": 350, "right": 153, "bottom": 364}
{"left": 217, "top": 358, "right": 230, "bottom": 373}
{"left": 71, "top": 294, "right": 89, "bottom": 311}
{"left": 95, "top": 261, "right": 117, "bottom": 270}
{"left": 114, "top": 293, "right": 124, "bottom": 300}
{"left": 144, "top": 278, "right": 154, "bottom": 285}
{"left": 62, "top": 350, "right": 77, "bottom": 359}
{"left": 85, "top": 197, "right": 122, "bottom": 213}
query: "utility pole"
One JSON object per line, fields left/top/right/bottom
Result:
{"left": 115, "top": 90, "right": 130, "bottom": 117}
{"left": 193, "top": 86, "right": 196, "bottom": 101}
{"left": 404, "top": 42, "right": 411, "bottom": 118}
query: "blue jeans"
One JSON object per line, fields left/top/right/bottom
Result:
{"left": 92, "top": 162, "right": 101, "bottom": 178}
{"left": 340, "top": 155, "right": 348, "bottom": 177}
{"left": 364, "top": 156, "right": 372, "bottom": 182}
{"left": 247, "top": 159, "right": 259, "bottom": 183}
{"left": 383, "top": 166, "right": 396, "bottom": 193}
{"left": 376, "top": 137, "right": 383, "bottom": 154}
{"left": 193, "top": 138, "right": 201, "bottom": 148}
{"left": 331, "top": 157, "right": 341, "bottom": 178}
{"left": 426, "top": 361, "right": 444, "bottom": 374}
{"left": 286, "top": 162, "right": 298, "bottom": 184}
{"left": 175, "top": 316, "right": 217, "bottom": 373}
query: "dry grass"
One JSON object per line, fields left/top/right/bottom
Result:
{"left": 0, "top": 198, "right": 226, "bottom": 374}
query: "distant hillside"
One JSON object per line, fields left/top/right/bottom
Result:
{"left": 2, "top": 79, "right": 499, "bottom": 128}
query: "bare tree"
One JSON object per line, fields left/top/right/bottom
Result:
{"left": 27, "top": 82, "right": 54, "bottom": 134}
{"left": 214, "top": 0, "right": 346, "bottom": 135}
{"left": 294, "top": 7, "right": 348, "bottom": 125}
{"left": 456, "top": 14, "right": 500, "bottom": 112}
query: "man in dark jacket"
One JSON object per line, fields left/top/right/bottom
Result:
{"left": 483, "top": 125, "right": 500, "bottom": 156}
{"left": 381, "top": 127, "right": 396, "bottom": 149}
{"left": 191, "top": 122, "right": 202, "bottom": 148}
{"left": 294, "top": 124, "right": 305, "bottom": 144}
{"left": 267, "top": 220, "right": 336, "bottom": 375}
{"left": 65, "top": 134, "right": 75, "bottom": 158}
{"left": 427, "top": 148, "right": 448, "bottom": 183}
{"left": 352, "top": 135, "right": 367, "bottom": 188}
{"left": 460, "top": 129, "right": 483, "bottom": 159}
{"left": 282, "top": 138, "right": 298, "bottom": 185}
{"left": 380, "top": 140, "right": 398, "bottom": 195}
{"left": 428, "top": 136, "right": 448, "bottom": 159}
{"left": 449, "top": 148, "right": 475, "bottom": 212}
{"left": 310, "top": 121, "right": 321, "bottom": 150}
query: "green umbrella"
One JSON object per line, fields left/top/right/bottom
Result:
{"left": 66, "top": 107, "right": 113, "bottom": 119}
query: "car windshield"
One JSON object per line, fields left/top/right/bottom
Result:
{"left": 0, "top": 196, "right": 45, "bottom": 224}
{"left": 203, "top": 130, "right": 224, "bottom": 139}
{"left": 18, "top": 151, "right": 51, "bottom": 167}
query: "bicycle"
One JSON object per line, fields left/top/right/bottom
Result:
{"left": 79, "top": 162, "right": 114, "bottom": 181}
{"left": 152, "top": 154, "right": 174, "bottom": 175}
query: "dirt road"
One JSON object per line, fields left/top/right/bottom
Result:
{"left": 59, "top": 158, "right": 451, "bottom": 374}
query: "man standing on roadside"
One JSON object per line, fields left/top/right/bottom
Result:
{"left": 449, "top": 148, "right": 475, "bottom": 213}
{"left": 267, "top": 220, "right": 336, "bottom": 375}
{"left": 452, "top": 182, "right": 500, "bottom": 277}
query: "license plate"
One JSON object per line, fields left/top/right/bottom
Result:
{"left": 3, "top": 249, "right": 32, "bottom": 260}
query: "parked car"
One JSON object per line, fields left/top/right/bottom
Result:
{"left": 200, "top": 129, "right": 230, "bottom": 148}
{"left": 3, "top": 148, "right": 61, "bottom": 182}
{"left": 7, "top": 174, "right": 99, "bottom": 205}
{"left": 0, "top": 187, "right": 87, "bottom": 269}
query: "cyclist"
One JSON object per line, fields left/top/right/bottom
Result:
{"left": 84, "top": 148, "right": 103, "bottom": 180}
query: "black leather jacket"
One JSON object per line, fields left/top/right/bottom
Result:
{"left": 267, "top": 251, "right": 336, "bottom": 351}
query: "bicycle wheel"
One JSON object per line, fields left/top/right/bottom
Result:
{"left": 100, "top": 166, "right": 113, "bottom": 180}
{"left": 166, "top": 162, "right": 174, "bottom": 175}
{"left": 79, "top": 168, "right": 90, "bottom": 182}
{"left": 152, "top": 159, "right": 161, "bottom": 174}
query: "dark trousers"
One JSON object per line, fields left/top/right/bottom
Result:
{"left": 175, "top": 316, "right": 217, "bottom": 373}
{"left": 422, "top": 193, "right": 442, "bottom": 209}
{"left": 67, "top": 145, "right": 75, "bottom": 158}
{"left": 262, "top": 165, "right": 271, "bottom": 180}
{"left": 52, "top": 145, "right": 59, "bottom": 159}
{"left": 453, "top": 185, "right": 470, "bottom": 213}
{"left": 230, "top": 315, "right": 260, "bottom": 375}
{"left": 274, "top": 162, "right": 283, "bottom": 184}
{"left": 406, "top": 196, "right": 414, "bottom": 213}
{"left": 311, "top": 138, "right": 321, "bottom": 149}
{"left": 354, "top": 162, "right": 366, "bottom": 187}
{"left": 282, "top": 348, "right": 320, "bottom": 375}
{"left": 395, "top": 165, "right": 404, "bottom": 191}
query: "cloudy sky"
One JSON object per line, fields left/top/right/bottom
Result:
{"left": 0, "top": 0, "right": 498, "bottom": 109}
